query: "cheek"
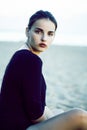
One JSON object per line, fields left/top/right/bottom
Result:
{"left": 32, "top": 34, "right": 40, "bottom": 42}
{"left": 48, "top": 37, "right": 54, "bottom": 44}
{"left": 30, "top": 34, "right": 36, "bottom": 42}
{"left": 30, "top": 37, "right": 39, "bottom": 47}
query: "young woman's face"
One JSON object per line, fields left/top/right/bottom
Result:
{"left": 28, "top": 18, "right": 56, "bottom": 54}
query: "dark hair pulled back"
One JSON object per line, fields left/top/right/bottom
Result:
{"left": 28, "top": 10, "right": 57, "bottom": 31}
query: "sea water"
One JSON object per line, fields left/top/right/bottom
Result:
{"left": 0, "top": 41, "right": 87, "bottom": 111}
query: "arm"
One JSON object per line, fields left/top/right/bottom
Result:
{"left": 12, "top": 50, "right": 52, "bottom": 123}
{"left": 19, "top": 51, "right": 46, "bottom": 122}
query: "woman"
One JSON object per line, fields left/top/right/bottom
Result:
{"left": 0, "top": 10, "right": 87, "bottom": 130}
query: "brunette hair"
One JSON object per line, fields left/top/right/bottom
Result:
{"left": 28, "top": 10, "right": 57, "bottom": 30}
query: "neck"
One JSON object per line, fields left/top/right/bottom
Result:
{"left": 26, "top": 42, "right": 33, "bottom": 51}
{"left": 25, "top": 42, "right": 40, "bottom": 55}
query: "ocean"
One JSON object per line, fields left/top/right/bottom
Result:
{"left": 0, "top": 41, "right": 87, "bottom": 112}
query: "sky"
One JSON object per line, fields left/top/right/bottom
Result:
{"left": 0, "top": 0, "right": 87, "bottom": 46}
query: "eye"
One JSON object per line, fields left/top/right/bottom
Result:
{"left": 48, "top": 32, "right": 54, "bottom": 36}
{"left": 35, "top": 30, "right": 40, "bottom": 33}
{"left": 35, "top": 29, "right": 41, "bottom": 34}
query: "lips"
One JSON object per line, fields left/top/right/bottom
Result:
{"left": 39, "top": 43, "right": 47, "bottom": 48}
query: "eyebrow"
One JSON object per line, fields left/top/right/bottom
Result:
{"left": 35, "top": 27, "right": 55, "bottom": 33}
{"left": 35, "top": 28, "right": 43, "bottom": 32}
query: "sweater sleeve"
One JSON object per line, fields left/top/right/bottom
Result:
{"left": 14, "top": 50, "right": 45, "bottom": 120}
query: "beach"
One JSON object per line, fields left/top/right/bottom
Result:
{"left": 0, "top": 41, "right": 87, "bottom": 111}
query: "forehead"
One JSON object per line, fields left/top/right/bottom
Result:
{"left": 31, "top": 18, "right": 55, "bottom": 31}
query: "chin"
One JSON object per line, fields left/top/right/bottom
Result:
{"left": 40, "top": 46, "right": 48, "bottom": 51}
{"left": 39, "top": 48, "right": 47, "bottom": 53}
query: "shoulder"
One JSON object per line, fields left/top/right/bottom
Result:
{"left": 11, "top": 49, "right": 42, "bottom": 65}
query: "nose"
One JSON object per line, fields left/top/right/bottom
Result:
{"left": 41, "top": 34, "right": 47, "bottom": 41}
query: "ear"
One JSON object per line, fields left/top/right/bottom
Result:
{"left": 25, "top": 27, "right": 29, "bottom": 37}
